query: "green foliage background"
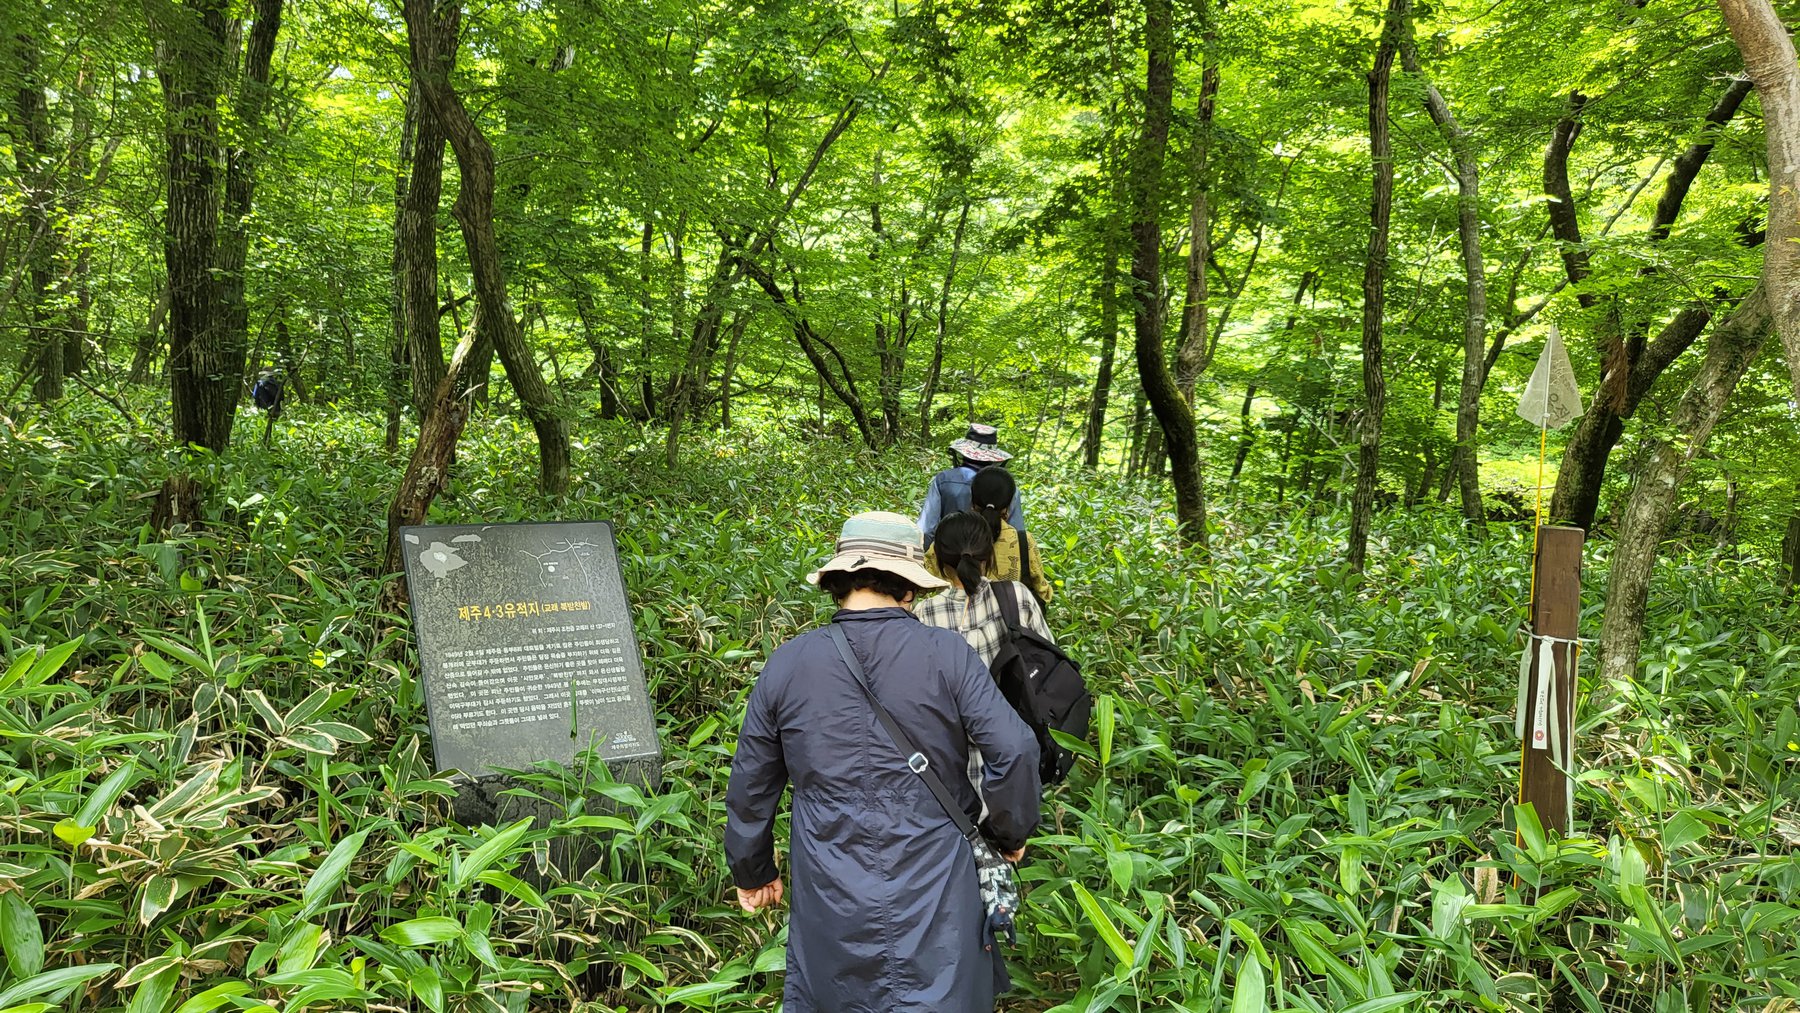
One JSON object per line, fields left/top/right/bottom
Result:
{"left": 1, "top": 399, "right": 1797, "bottom": 1010}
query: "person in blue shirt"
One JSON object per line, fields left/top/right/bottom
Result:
{"left": 918, "top": 424, "right": 1025, "bottom": 547}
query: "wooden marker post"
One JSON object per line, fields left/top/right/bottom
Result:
{"left": 1520, "top": 525, "right": 1584, "bottom": 833}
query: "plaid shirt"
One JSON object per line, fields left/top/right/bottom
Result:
{"left": 913, "top": 579, "right": 1053, "bottom": 668}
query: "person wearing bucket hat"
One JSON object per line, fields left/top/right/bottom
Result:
{"left": 918, "top": 423, "right": 1026, "bottom": 548}
{"left": 726, "top": 511, "right": 1041, "bottom": 1012}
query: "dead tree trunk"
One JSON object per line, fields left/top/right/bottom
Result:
{"left": 404, "top": 0, "right": 568, "bottom": 495}
{"left": 1348, "top": 0, "right": 1407, "bottom": 572}
{"left": 380, "top": 326, "right": 480, "bottom": 613}
{"left": 1597, "top": 284, "right": 1770, "bottom": 684}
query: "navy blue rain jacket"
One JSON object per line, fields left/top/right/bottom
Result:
{"left": 725, "top": 607, "right": 1041, "bottom": 1012}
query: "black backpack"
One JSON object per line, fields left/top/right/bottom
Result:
{"left": 251, "top": 374, "right": 284, "bottom": 411}
{"left": 991, "top": 581, "right": 1091, "bottom": 786}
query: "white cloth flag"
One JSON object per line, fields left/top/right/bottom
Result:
{"left": 1516, "top": 323, "right": 1584, "bottom": 429}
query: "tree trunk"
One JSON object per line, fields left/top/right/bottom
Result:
{"left": 1349, "top": 0, "right": 1407, "bottom": 572}
{"left": 1083, "top": 208, "right": 1124, "bottom": 468}
{"left": 130, "top": 284, "right": 170, "bottom": 383}
{"left": 1126, "top": 0, "right": 1207, "bottom": 549}
{"left": 380, "top": 327, "right": 480, "bottom": 613}
{"left": 154, "top": 0, "right": 232, "bottom": 453}
{"left": 1546, "top": 80, "right": 1752, "bottom": 528}
{"left": 215, "top": 0, "right": 285, "bottom": 426}
{"left": 1174, "top": 46, "right": 1220, "bottom": 401}
{"left": 10, "top": 34, "right": 63, "bottom": 402}
{"left": 1782, "top": 485, "right": 1800, "bottom": 599}
{"left": 404, "top": 0, "right": 568, "bottom": 495}
{"left": 1231, "top": 270, "right": 1314, "bottom": 486}
{"left": 396, "top": 34, "right": 453, "bottom": 420}
{"left": 740, "top": 256, "right": 881, "bottom": 449}
{"left": 719, "top": 312, "right": 746, "bottom": 428}
{"left": 1718, "top": 0, "right": 1800, "bottom": 404}
{"left": 1597, "top": 284, "right": 1770, "bottom": 685}
{"left": 1399, "top": 30, "right": 1485, "bottom": 526}
{"left": 920, "top": 197, "right": 970, "bottom": 445}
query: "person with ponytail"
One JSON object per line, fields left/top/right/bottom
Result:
{"left": 927, "top": 466, "right": 1053, "bottom": 605}
{"left": 916, "top": 513, "right": 1053, "bottom": 671}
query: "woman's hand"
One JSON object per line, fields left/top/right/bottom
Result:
{"left": 737, "top": 878, "right": 785, "bottom": 912}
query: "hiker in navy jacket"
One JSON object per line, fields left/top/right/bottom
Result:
{"left": 725, "top": 510, "right": 1040, "bottom": 1012}
{"left": 917, "top": 423, "right": 1025, "bottom": 548}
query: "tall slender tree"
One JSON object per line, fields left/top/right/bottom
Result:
{"left": 1127, "top": 0, "right": 1208, "bottom": 550}
{"left": 1348, "top": 0, "right": 1407, "bottom": 572}
{"left": 403, "top": 0, "right": 569, "bottom": 495}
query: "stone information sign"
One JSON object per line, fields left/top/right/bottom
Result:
{"left": 400, "top": 520, "right": 660, "bottom": 795}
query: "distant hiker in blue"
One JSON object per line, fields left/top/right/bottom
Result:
{"left": 725, "top": 510, "right": 1041, "bottom": 1013}
{"left": 918, "top": 423, "right": 1025, "bottom": 547}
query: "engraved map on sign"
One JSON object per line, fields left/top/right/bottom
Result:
{"left": 399, "top": 521, "right": 660, "bottom": 780}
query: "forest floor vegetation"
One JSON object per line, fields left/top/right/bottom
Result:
{"left": 1, "top": 398, "right": 1798, "bottom": 1011}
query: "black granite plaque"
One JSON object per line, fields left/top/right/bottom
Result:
{"left": 399, "top": 521, "right": 661, "bottom": 802}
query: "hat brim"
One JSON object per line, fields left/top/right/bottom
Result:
{"left": 949, "top": 439, "right": 1012, "bottom": 463}
{"left": 806, "top": 553, "right": 949, "bottom": 591}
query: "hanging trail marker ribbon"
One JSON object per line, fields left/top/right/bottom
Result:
{"left": 1514, "top": 631, "right": 1582, "bottom": 768}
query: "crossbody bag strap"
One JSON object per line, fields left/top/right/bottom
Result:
{"left": 1017, "top": 529, "right": 1034, "bottom": 590}
{"left": 826, "top": 623, "right": 980, "bottom": 842}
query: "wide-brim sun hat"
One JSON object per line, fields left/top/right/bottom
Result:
{"left": 806, "top": 510, "right": 950, "bottom": 591}
{"left": 949, "top": 422, "right": 1013, "bottom": 463}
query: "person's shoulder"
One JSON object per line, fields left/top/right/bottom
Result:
{"left": 759, "top": 627, "right": 833, "bottom": 678}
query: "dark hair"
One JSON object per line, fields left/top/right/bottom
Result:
{"left": 817, "top": 568, "right": 923, "bottom": 605}
{"left": 969, "top": 466, "right": 1016, "bottom": 538}
{"left": 933, "top": 512, "right": 994, "bottom": 592}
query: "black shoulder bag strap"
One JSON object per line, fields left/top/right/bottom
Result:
{"left": 826, "top": 623, "right": 979, "bottom": 842}
{"left": 993, "top": 578, "right": 1023, "bottom": 634}
{"left": 1016, "top": 529, "right": 1034, "bottom": 590}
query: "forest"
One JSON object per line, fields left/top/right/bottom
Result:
{"left": 3, "top": 0, "right": 1800, "bottom": 1007}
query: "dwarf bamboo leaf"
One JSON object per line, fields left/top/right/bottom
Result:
{"left": 1070, "top": 883, "right": 1133, "bottom": 969}
{"left": 299, "top": 828, "right": 369, "bottom": 919}
{"left": 1230, "top": 954, "right": 1265, "bottom": 1013}
{"left": 0, "top": 893, "right": 43, "bottom": 978}
{"left": 381, "top": 916, "right": 464, "bottom": 947}
{"left": 453, "top": 817, "right": 534, "bottom": 892}
{"left": 0, "top": 963, "right": 121, "bottom": 1007}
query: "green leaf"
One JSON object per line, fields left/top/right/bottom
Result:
{"left": 298, "top": 828, "right": 369, "bottom": 919}
{"left": 1338, "top": 993, "right": 1427, "bottom": 1013}
{"left": 124, "top": 959, "right": 181, "bottom": 1013}
{"left": 381, "top": 916, "right": 464, "bottom": 947}
{"left": 139, "top": 875, "right": 178, "bottom": 926}
{"left": 1095, "top": 695, "right": 1115, "bottom": 769}
{"left": 453, "top": 817, "right": 534, "bottom": 892}
{"left": 1230, "top": 953, "right": 1265, "bottom": 1013}
{"left": 76, "top": 760, "right": 140, "bottom": 828}
{"left": 1069, "top": 883, "right": 1133, "bottom": 969}
{"left": 51, "top": 819, "right": 95, "bottom": 849}
{"left": 410, "top": 964, "right": 445, "bottom": 1013}
{"left": 170, "top": 986, "right": 253, "bottom": 1013}
{"left": 0, "top": 963, "right": 121, "bottom": 1008}
{"left": 0, "top": 892, "right": 44, "bottom": 978}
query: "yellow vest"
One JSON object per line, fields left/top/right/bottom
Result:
{"left": 924, "top": 521, "right": 1053, "bottom": 603}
